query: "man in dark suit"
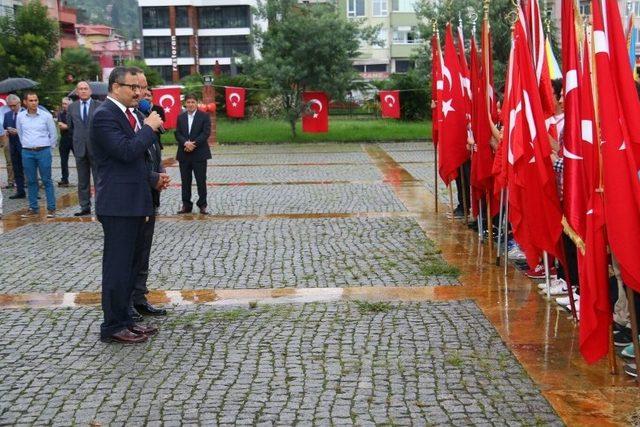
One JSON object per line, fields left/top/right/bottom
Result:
{"left": 175, "top": 94, "right": 211, "bottom": 214}
{"left": 68, "top": 81, "right": 102, "bottom": 216}
{"left": 129, "top": 70, "right": 169, "bottom": 320}
{"left": 56, "top": 97, "right": 73, "bottom": 187}
{"left": 2, "top": 94, "right": 25, "bottom": 199}
{"left": 92, "top": 66, "right": 166, "bottom": 344}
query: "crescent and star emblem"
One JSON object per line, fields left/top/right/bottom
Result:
{"left": 0, "top": 98, "right": 6, "bottom": 107}
{"left": 384, "top": 94, "right": 396, "bottom": 107}
{"left": 308, "top": 99, "right": 323, "bottom": 118}
{"left": 228, "top": 93, "right": 241, "bottom": 107}
{"left": 158, "top": 94, "right": 175, "bottom": 113}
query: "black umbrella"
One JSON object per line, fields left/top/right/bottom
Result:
{"left": 0, "top": 77, "right": 38, "bottom": 93}
{"left": 67, "top": 81, "right": 108, "bottom": 99}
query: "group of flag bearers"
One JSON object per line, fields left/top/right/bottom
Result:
{"left": 431, "top": 0, "right": 640, "bottom": 377}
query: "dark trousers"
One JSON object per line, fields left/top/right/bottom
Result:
{"left": 77, "top": 155, "right": 96, "bottom": 211}
{"left": 98, "top": 215, "right": 147, "bottom": 338}
{"left": 8, "top": 140, "right": 24, "bottom": 195}
{"left": 455, "top": 160, "right": 471, "bottom": 211}
{"left": 179, "top": 160, "right": 207, "bottom": 209}
{"left": 58, "top": 138, "right": 73, "bottom": 183}
{"left": 557, "top": 234, "right": 580, "bottom": 291}
{"left": 131, "top": 215, "right": 156, "bottom": 305}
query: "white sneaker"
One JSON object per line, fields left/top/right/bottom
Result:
{"left": 547, "top": 279, "right": 570, "bottom": 296}
{"left": 538, "top": 278, "right": 565, "bottom": 290}
{"left": 556, "top": 293, "right": 579, "bottom": 307}
{"left": 507, "top": 247, "right": 526, "bottom": 260}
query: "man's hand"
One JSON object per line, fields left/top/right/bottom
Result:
{"left": 58, "top": 122, "right": 68, "bottom": 130}
{"left": 155, "top": 173, "right": 171, "bottom": 191}
{"left": 144, "top": 111, "right": 163, "bottom": 132}
{"left": 184, "top": 141, "right": 196, "bottom": 152}
{"left": 7, "top": 127, "right": 17, "bottom": 136}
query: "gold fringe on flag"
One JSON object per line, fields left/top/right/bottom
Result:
{"left": 561, "top": 215, "right": 586, "bottom": 255}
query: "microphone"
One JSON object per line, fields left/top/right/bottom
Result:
{"left": 138, "top": 100, "right": 165, "bottom": 134}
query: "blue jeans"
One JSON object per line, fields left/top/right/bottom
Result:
{"left": 21, "top": 148, "right": 56, "bottom": 211}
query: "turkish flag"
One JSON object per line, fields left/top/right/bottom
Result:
{"left": 379, "top": 90, "right": 400, "bottom": 119}
{"left": 225, "top": 86, "right": 246, "bottom": 118}
{"left": 437, "top": 24, "right": 470, "bottom": 185}
{"left": 0, "top": 94, "right": 7, "bottom": 107}
{"left": 302, "top": 91, "right": 329, "bottom": 133}
{"left": 152, "top": 87, "right": 181, "bottom": 129}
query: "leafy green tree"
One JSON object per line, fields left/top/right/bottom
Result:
{"left": 245, "top": 0, "right": 379, "bottom": 137}
{"left": 61, "top": 47, "right": 101, "bottom": 83}
{"left": 0, "top": 1, "right": 59, "bottom": 81}
{"left": 124, "top": 59, "right": 163, "bottom": 88}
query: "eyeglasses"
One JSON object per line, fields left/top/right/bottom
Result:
{"left": 7, "top": 103, "right": 19, "bottom": 108}
{"left": 116, "top": 82, "right": 142, "bottom": 91}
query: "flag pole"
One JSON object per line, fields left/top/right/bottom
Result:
{"left": 503, "top": 189, "right": 510, "bottom": 277}
{"left": 496, "top": 188, "right": 505, "bottom": 266}
{"left": 487, "top": 195, "right": 493, "bottom": 255}
{"left": 433, "top": 19, "right": 440, "bottom": 214}
{"left": 543, "top": 251, "right": 552, "bottom": 299}
{"left": 435, "top": 150, "right": 439, "bottom": 213}
{"left": 448, "top": 184, "right": 455, "bottom": 217}
{"left": 478, "top": 198, "right": 484, "bottom": 240}
{"left": 608, "top": 322, "right": 618, "bottom": 375}
{"left": 460, "top": 165, "right": 469, "bottom": 223}
{"left": 626, "top": 287, "right": 640, "bottom": 384}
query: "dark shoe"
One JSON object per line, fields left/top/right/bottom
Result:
{"left": 8, "top": 193, "right": 26, "bottom": 199}
{"left": 452, "top": 206, "right": 464, "bottom": 219}
{"left": 614, "top": 329, "right": 633, "bottom": 347}
{"left": 128, "top": 323, "right": 159, "bottom": 336}
{"left": 58, "top": 181, "right": 69, "bottom": 187}
{"left": 101, "top": 329, "right": 148, "bottom": 344}
{"left": 1, "top": 183, "right": 14, "bottom": 189}
{"left": 129, "top": 306, "right": 143, "bottom": 322}
{"left": 199, "top": 206, "right": 209, "bottom": 215}
{"left": 624, "top": 363, "right": 637, "bottom": 378}
{"left": 134, "top": 302, "right": 167, "bottom": 316}
{"left": 20, "top": 209, "right": 39, "bottom": 219}
{"left": 177, "top": 206, "right": 192, "bottom": 214}
{"left": 74, "top": 209, "right": 91, "bottom": 217}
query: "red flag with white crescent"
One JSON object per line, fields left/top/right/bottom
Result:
{"left": 0, "top": 94, "right": 7, "bottom": 107}
{"left": 379, "top": 90, "right": 400, "bottom": 119}
{"left": 225, "top": 86, "right": 246, "bottom": 118}
{"left": 302, "top": 91, "right": 329, "bottom": 133}
{"left": 152, "top": 87, "right": 181, "bottom": 129}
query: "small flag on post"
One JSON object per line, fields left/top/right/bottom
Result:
{"left": 225, "top": 86, "right": 246, "bottom": 118}
{"left": 152, "top": 86, "right": 181, "bottom": 129}
{"left": 379, "top": 90, "right": 400, "bottom": 118}
{"left": 302, "top": 91, "right": 329, "bottom": 133}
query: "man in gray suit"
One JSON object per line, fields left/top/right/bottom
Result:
{"left": 68, "top": 81, "right": 101, "bottom": 216}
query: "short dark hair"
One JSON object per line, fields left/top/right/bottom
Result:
{"left": 108, "top": 66, "right": 139, "bottom": 92}
{"left": 551, "top": 78, "right": 563, "bottom": 101}
{"left": 128, "top": 65, "right": 143, "bottom": 74}
{"left": 24, "top": 91, "right": 38, "bottom": 100}
{"left": 184, "top": 93, "right": 198, "bottom": 102}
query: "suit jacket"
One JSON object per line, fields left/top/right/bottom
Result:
{"left": 68, "top": 98, "right": 101, "bottom": 158}
{"left": 3, "top": 110, "right": 22, "bottom": 148}
{"left": 175, "top": 110, "right": 211, "bottom": 162}
{"left": 91, "top": 98, "right": 157, "bottom": 217}
{"left": 135, "top": 108, "right": 165, "bottom": 208}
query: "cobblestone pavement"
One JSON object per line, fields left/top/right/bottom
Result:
{"left": 384, "top": 150, "right": 434, "bottom": 164}
{"left": 0, "top": 301, "right": 561, "bottom": 426}
{"left": 377, "top": 142, "right": 433, "bottom": 152}
{"left": 164, "top": 164, "right": 384, "bottom": 184}
{"left": 55, "top": 183, "right": 407, "bottom": 217}
{"left": 0, "top": 217, "right": 457, "bottom": 294}
{"left": 401, "top": 163, "right": 460, "bottom": 205}
{"left": 211, "top": 143, "right": 366, "bottom": 154}
{"left": 209, "top": 152, "right": 373, "bottom": 166}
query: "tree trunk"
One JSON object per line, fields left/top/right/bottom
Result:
{"left": 289, "top": 117, "right": 297, "bottom": 139}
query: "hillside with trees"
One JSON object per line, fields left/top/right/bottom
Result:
{"left": 64, "top": 0, "right": 140, "bottom": 39}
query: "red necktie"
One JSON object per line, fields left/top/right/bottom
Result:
{"left": 126, "top": 109, "right": 137, "bottom": 130}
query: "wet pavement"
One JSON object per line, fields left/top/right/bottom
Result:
{"left": 0, "top": 142, "right": 638, "bottom": 425}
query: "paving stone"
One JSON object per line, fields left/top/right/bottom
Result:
{"left": 0, "top": 301, "right": 561, "bottom": 425}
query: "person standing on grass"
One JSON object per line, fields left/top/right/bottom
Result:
{"left": 16, "top": 92, "right": 57, "bottom": 218}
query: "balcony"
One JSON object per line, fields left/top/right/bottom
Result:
{"left": 59, "top": 6, "right": 77, "bottom": 25}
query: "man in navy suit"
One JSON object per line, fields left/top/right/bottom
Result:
{"left": 91, "top": 67, "right": 167, "bottom": 344}
{"left": 175, "top": 94, "right": 211, "bottom": 214}
{"left": 2, "top": 94, "right": 26, "bottom": 199}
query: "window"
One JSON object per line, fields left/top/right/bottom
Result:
{"left": 366, "top": 63, "right": 388, "bottom": 72}
{"left": 347, "top": 0, "right": 364, "bottom": 17}
{"left": 177, "top": 36, "right": 191, "bottom": 57}
{"left": 353, "top": 64, "right": 365, "bottom": 72}
{"left": 178, "top": 65, "right": 192, "bottom": 80}
{"left": 391, "top": 0, "right": 416, "bottom": 12}
{"left": 198, "top": 6, "right": 250, "bottom": 29}
{"left": 395, "top": 60, "right": 414, "bottom": 73}
{"left": 373, "top": 0, "right": 387, "bottom": 17}
{"left": 141, "top": 7, "right": 169, "bottom": 28}
{"left": 151, "top": 66, "right": 174, "bottom": 83}
{"left": 199, "top": 36, "right": 251, "bottom": 57}
{"left": 376, "top": 28, "right": 387, "bottom": 48}
{"left": 578, "top": 1, "right": 590, "bottom": 15}
{"left": 176, "top": 6, "right": 190, "bottom": 27}
{"left": 392, "top": 26, "right": 421, "bottom": 44}
{"left": 143, "top": 37, "right": 171, "bottom": 58}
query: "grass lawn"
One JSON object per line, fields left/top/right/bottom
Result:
{"left": 161, "top": 117, "right": 432, "bottom": 145}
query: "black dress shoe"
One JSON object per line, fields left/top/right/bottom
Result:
{"left": 177, "top": 206, "right": 192, "bottom": 214}
{"left": 74, "top": 209, "right": 91, "bottom": 217}
{"left": 129, "top": 306, "right": 143, "bottom": 322}
{"left": 134, "top": 302, "right": 167, "bottom": 316}
{"left": 8, "top": 193, "right": 26, "bottom": 199}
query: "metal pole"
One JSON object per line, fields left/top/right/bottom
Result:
{"left": 434, "top": 148, "right": 439, "bottom": 213}
{"left": 503, "top": 189, "right": 509, "bottom": 277}
{"left": 478, "top": 199, "right": 483, "bottom": 239}
{"left": 487, "top": 196, "right": 493, "bottom": 256}
{"left": 460, "top": 165, "right": 469, "bottom": 223}
{"left": 448, "top": 185, "right": 455, "bottom": 218}
{"left": 626, "top": 287, "right": 640, "bottom": 385}
{"left": 496, "top": 188, "right": 505, "bottom": 266}
{"left": 543, "top": 251, "right": 551, "bottom": 299}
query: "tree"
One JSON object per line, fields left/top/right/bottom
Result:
{"left": 61, "top": 48, "right": 101, "bottom": 83}
{"left": 124, "top": 59, "right": 163, "bottom": 88}
{"left": 0, "top": 0, "right": 59, "bottom": 81}
{"left": 245, "top": 0, "right": 379, "bottom": 137}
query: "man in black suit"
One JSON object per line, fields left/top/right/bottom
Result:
{"left": 91, "top": 66, "right": 166, "bottom": 344}
{"left": 129, "top": 69, "right": 169, "bottom": 320}
{"left": 2, "top": 94, "right": 25, "bottom": 199}
{"left": 175, "top": 94, "right": 211, "bottom": 214}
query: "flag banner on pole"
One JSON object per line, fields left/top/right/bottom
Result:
{"left": 431, "top": 34, "right": 442, "bottom": 146}
{"left": 437, "top": 23, "right": 470, "bottom": 185}
{"left": 152, "top": 86, "right": 182, "bottom": 129}
{"left": 546, "top": 39, "right": 562, "bottom": 80}
{"left": 379, "top": 90, "right": 401, "bottom": 119}
{"left": 225, "top": 86, "right": 246, "bottom": 118}
{"left": 0, "top": 94, "right": 7, "bottom": 107}
{"left": 302, "top": 91, "right": 329, "bottom": 133}
{"left": 457, "top": 24, "right": 472, "bottom": 123}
